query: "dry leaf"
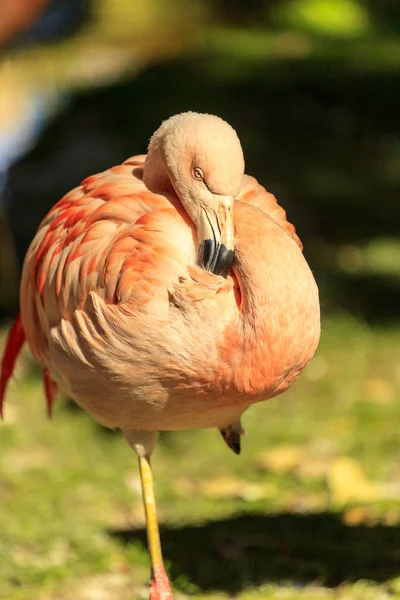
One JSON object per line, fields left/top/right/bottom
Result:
{"left": 343, "top": 506, "right": 374, "bottom": 526}
{"left": 200, "top": 476, "right": 265, "bottom": 501}
{"left": 255, "top": 444, "right": 306, "bottom": 474}
{"left": 328, "top": 457, "right": 385, "bottom": 505}
{"left": 297, "top": 456, "right": 333, "bottom": 479}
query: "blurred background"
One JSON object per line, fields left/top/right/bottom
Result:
{"left": 1, "top": 1, "right": 400, "bottom": 599}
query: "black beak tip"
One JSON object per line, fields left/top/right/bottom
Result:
{"left": 215, "top": 245, "right": 235, "bottom": 278}
{"left": 198, "top": 240, "right": 235, "bottom": 278}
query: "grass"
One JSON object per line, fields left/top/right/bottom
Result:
{"left": 1, "top": 314, "right": 400, "bottom": 599}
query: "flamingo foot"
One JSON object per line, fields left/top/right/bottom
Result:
{"left": 150, "top": 566, "right": 173, "bottom": 599}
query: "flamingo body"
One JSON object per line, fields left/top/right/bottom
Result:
{"left": 1, "top": 113, "right": 320, "bottom": 599}
{"left": 12, "top": 154, "right": 319, "bottom": 432}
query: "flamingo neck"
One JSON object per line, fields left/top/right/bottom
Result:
{"left": 221, "top": 213, "right": 320, "bottom": 399}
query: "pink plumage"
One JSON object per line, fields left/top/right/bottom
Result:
{"left": 0, "top": 113, "right": 320, "bottom": 599}
{"left": 0, "top": 315, "right": 25, "bottom": 418}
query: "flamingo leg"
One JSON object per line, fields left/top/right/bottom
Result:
{"left": 124, "top": 430, "right": 173, "bottom": 599}
{"left": 138, "top": 454, "right": 172, "bottom": 599}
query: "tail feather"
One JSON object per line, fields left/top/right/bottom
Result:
{"left": 43, "top": 367, "right": 58, "bottom": 419}
{"left": 0, "top": 315, "right": 25, "bottom": 418}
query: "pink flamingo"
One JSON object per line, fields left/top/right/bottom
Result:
{"left": 0, "top": 112, "right": 320, "bottom": 599}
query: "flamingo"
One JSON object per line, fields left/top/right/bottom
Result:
{"left": 0, "top": 112, "right": 320, "bottom": 599}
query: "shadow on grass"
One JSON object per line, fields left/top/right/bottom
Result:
{"left": 110, "top": 512, "right": 400, "bottom": 593}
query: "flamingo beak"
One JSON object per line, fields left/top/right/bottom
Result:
{"left": 197, "top": 196, "right": 235, "bottom": 278}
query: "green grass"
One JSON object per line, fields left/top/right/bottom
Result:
{"left": 1, "top": 315, "right": 400, "bottom": 599}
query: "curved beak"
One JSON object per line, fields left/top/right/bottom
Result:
{"left": 197, "top": 196, "right": 235, "bottom": 278}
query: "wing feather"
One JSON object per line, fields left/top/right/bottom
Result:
{"left": 20, "top": 156, "right": 194, "bottom": 366}
{"left": 239, "top": 174, "right": 302, "bottom": 250}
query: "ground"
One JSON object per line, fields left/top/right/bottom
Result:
{"left": 1, "top": 315, "right": 400, "bottom": 599}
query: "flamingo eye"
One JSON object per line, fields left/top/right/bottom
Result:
{"left": 193, "top": 167, "right": 204, "bottom": 180}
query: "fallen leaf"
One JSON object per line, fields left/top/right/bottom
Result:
{"left": 255, "top": 444, "right": 307, "bottom": 474}
{"left": 200, "top": 476, "right": 265, "bottom": 501}
{"left": 343, "top": 506, "right": 375, "bottom": 526}
{"left": 297, "top": 456, "right": 333, "bottom": 479}
{"left": 328, "top": 457, "right": 385, "bottom": 505}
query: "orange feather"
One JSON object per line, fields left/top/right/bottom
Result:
{"left": 0, "top": 315, "right": 25, "bottom": 418}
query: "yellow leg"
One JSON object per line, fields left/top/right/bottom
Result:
{"left": 138, "top": 454, "right": 173, "bottom": 600}
{"left": 138, "top": 455, "right": 164, "bottom": 571}
{"left": 124, "top": 430, "right": 173, "bottom": 599}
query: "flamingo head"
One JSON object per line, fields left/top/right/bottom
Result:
{"left": 143, "top": 112, "right": 245, "bottom": 278}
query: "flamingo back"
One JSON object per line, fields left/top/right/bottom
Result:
{"left": 20, "top": 156, "right": 195, "bottom": 365}
{"left": 239, "top": 175, "right": 302, "bottom": 250}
